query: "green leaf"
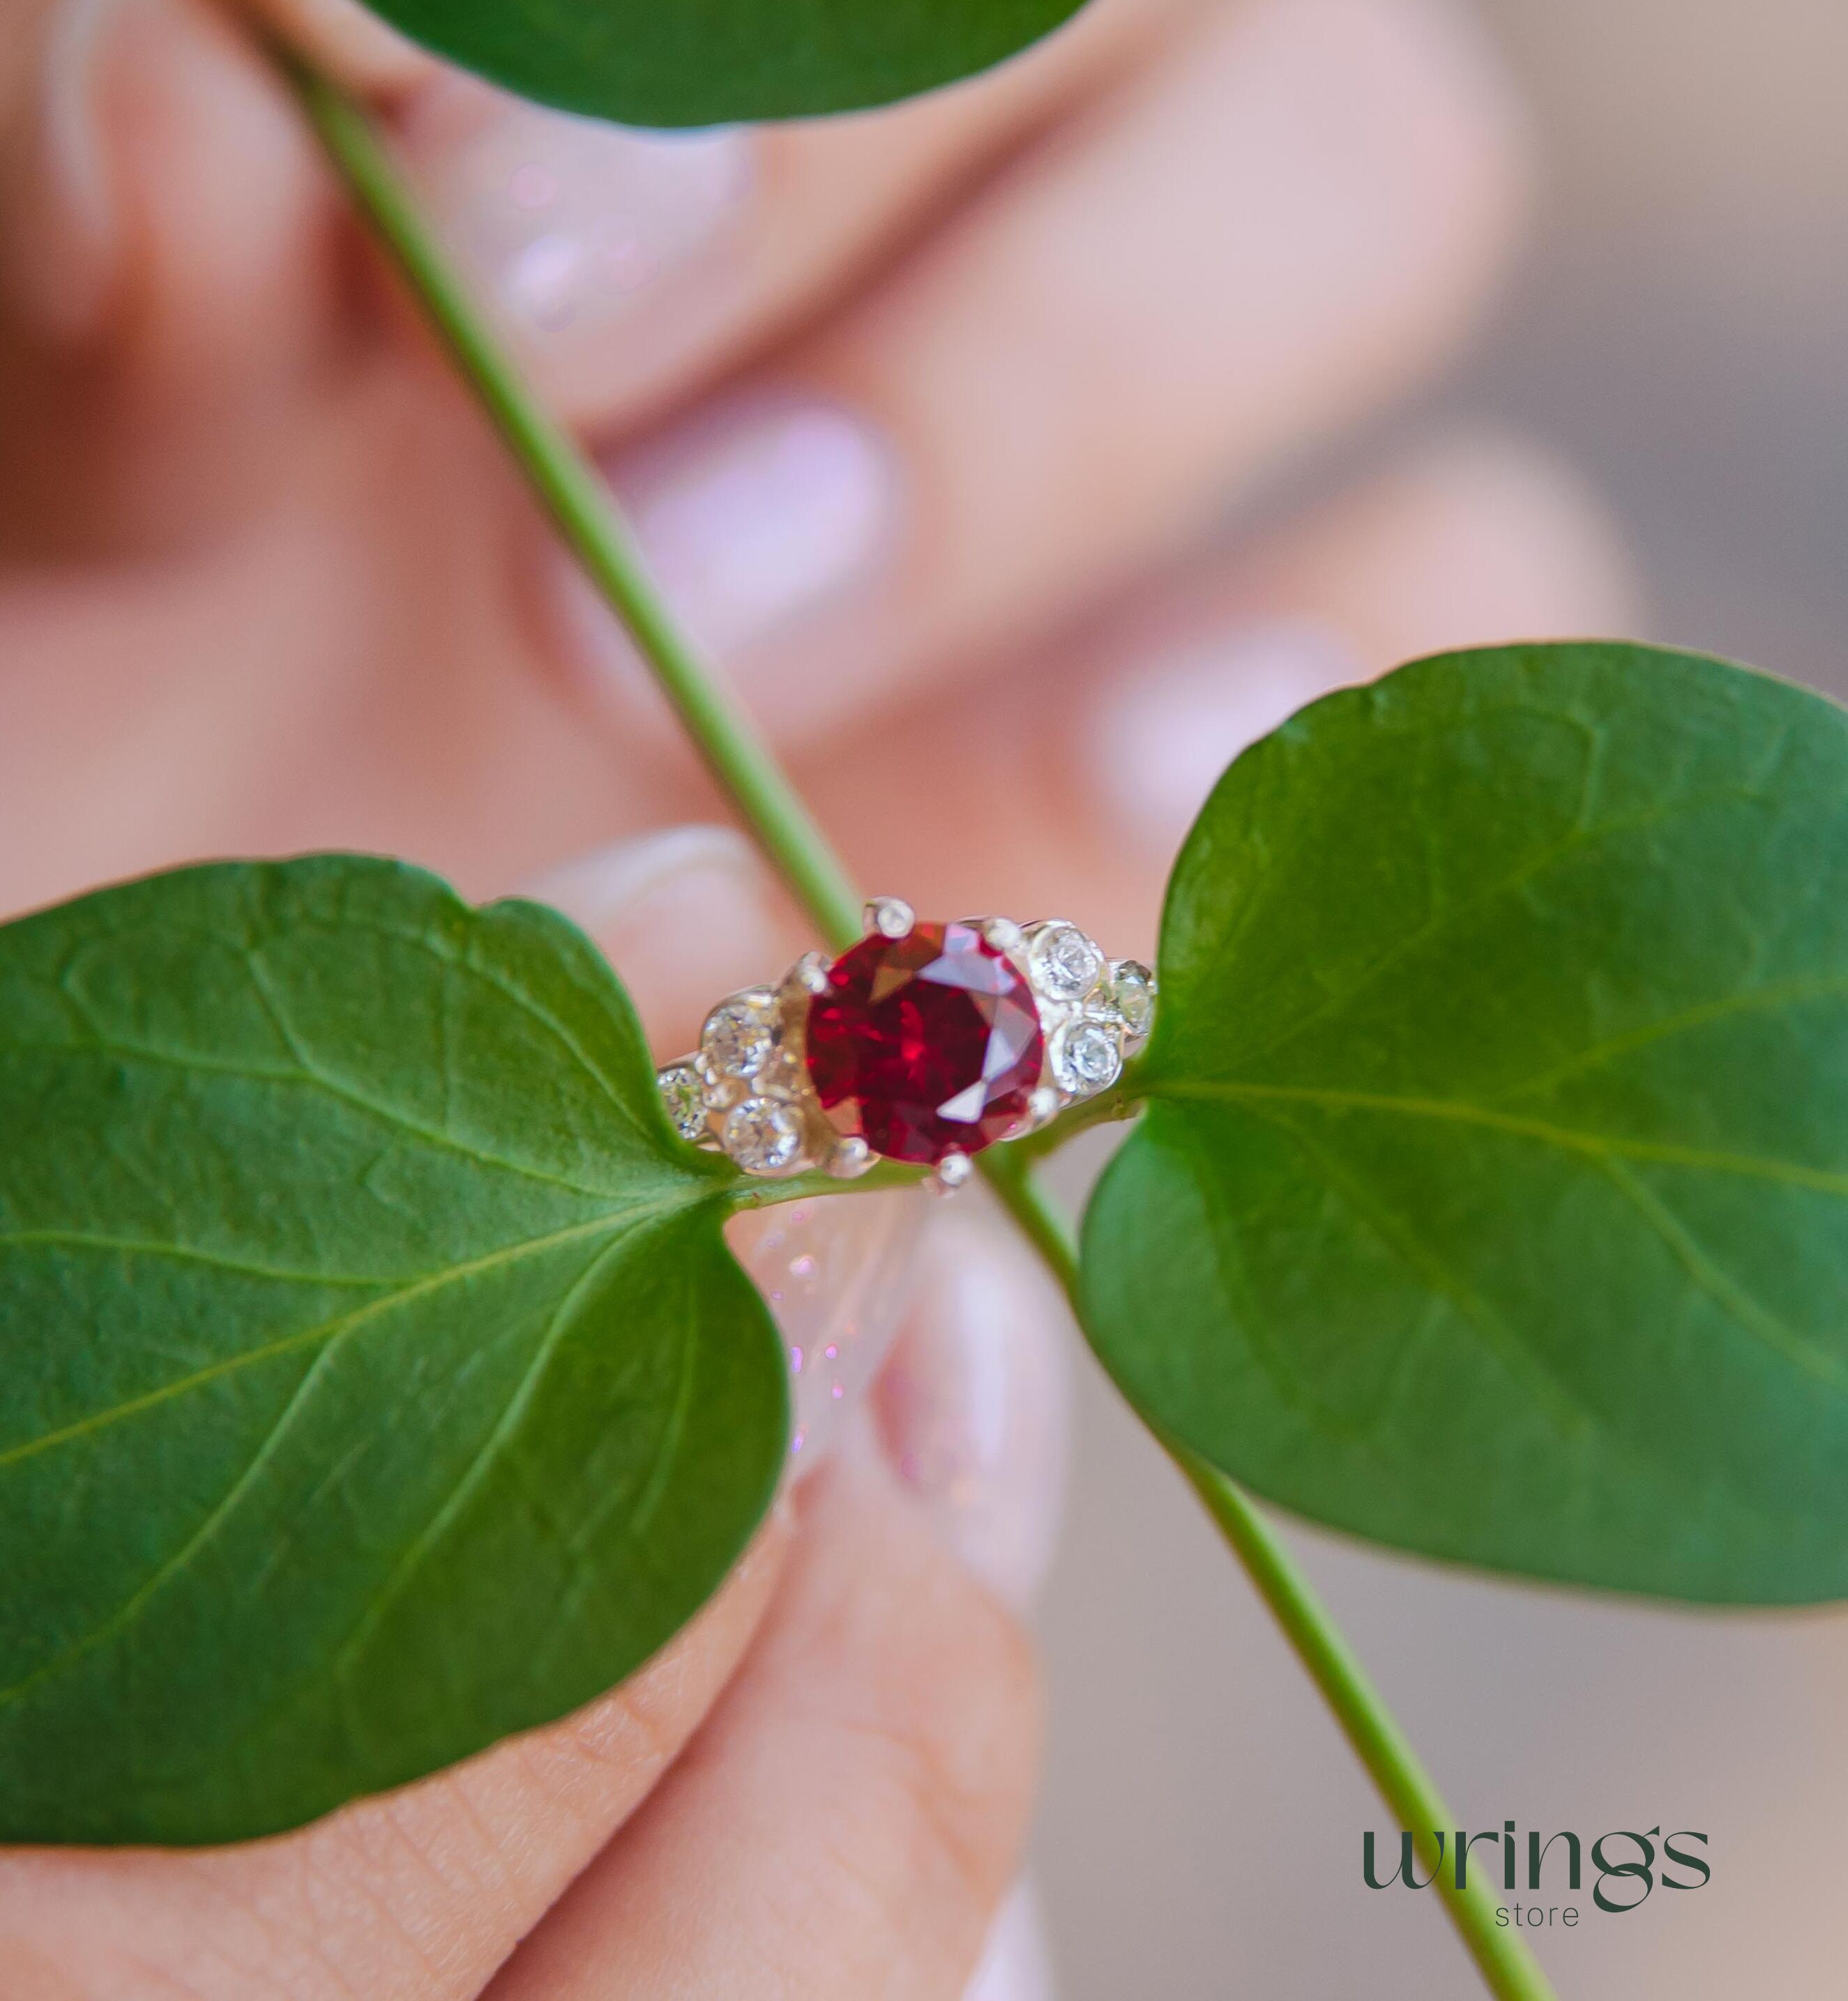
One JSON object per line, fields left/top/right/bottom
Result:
{"left": 0, "top": 855, "right": 786, "bottom": 1845}
{"left": 1082, "top": 642, "right": 1848, "bottom": 1604}
{"left": 353, "top": 0, "right": 1092, "bottom": 126}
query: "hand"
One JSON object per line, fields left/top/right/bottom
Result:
{"left": 0, "top": 0, "right": 1634, "bottom": 1993}
{"left": 0, "top": 1228, "right": 1065, "bottom": 2001}
{"left": 0, "top": 0, "right": 1630, "bottom": 941}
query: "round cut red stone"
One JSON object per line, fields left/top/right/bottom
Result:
{"left": 804, "top": 922, "right": 1044, "bottom": 1164}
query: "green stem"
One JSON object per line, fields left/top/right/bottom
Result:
{"left": 1006, "top": 1079, "right": 1142, "bottom": 1165}
{"left": 977, "top": 1152, "right": 1557, "bottom": 2001}
{"left": 282, "top": 56, "right": 1554, "bottom": 2001}
{"left": 278, "top": 52, "right": 864, "bottom": 955}
{"left": 1179, "top": 1465, "right": 1556, "bottom": 2001}
{"left": 731, "top": 1159, "right": 925, "bottom": 1210}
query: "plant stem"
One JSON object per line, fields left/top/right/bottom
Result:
{"left": 1006, "top": 1079, "right": 1142, "bottom": 1164}
{"left": 732, "top": 1159, "right": 925, "bottom": 1209}
{"left": 977, "top": 1152, "right": 1557, "bottom": 2001}
{"left": 283, "top": 57, "right": 1554, "bottom": 2001}
{"left": 278, "top": 52, "right": 865, "bottom": 956}
{"left": 1178, "top": 1465, "right": 1556, "bottom": 2000}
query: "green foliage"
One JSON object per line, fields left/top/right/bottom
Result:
{"left": 9, "top": 639, "right": 1848, "bottom": 1851}
{"left": 0, "top": 857, "right": 785, "bottom": 1844}
{"left": 1082, "top": 643, "right": 1848, "bottom": 1603}
{"left": 354, "top": 0, "right": 1092, "bottom": 127}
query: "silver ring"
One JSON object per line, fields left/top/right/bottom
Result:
{"left": 656, "top": 898, "right": 1155, "bottom": 1189}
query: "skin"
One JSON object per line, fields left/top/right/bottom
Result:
{"left": 0, "top": 0, "right": 1637, "bottom": 1992}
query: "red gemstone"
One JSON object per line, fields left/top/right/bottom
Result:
{"left": 804, "top": 922, "right": 1044, "bottom": 1164}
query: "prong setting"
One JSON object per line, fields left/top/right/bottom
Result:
{"left": 864, "top": 896, "right": 915, "bottom": 941}
{"left": 826, "top": 1136, "right": 874, "bottom": 1180}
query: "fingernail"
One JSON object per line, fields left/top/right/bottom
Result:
{"left": 0, "top": 0, "right": 121, "bottom": 342}
{"left": 401, "top": 77, "right": 752, "bottom": 349}
{"left": 525, "top": 824, "right": 783, "bottom": 1051}
{"left": 873, "top": 1211, "right": 1071, "bottom": 1615}
{"left": 730, "top": 1187, "right": 923, "bottom": 1470}
{"left": 1085, "top": 618, "right": 1362, "bottom": 858}
{"left": 964, "top": 1880, "right": 1058, "bottom": 2001}
{"left": 608, "top": 396, "right": 902, "bottom": 664}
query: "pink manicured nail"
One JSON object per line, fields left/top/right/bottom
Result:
{"left": 730, "top": 1190, "right": 922, "bottom": 1468}
{"left": 873, "top": 1210, "right": 1072, "bottom": 1615}
{"left": 1086, "top": 619, "right": 1363, "bottom": 856}
{"left": 0, "top": 0, "right": 121, "bottom": 340}
{"left": 964, "top": 1881, "right": 1058, "bottom": 2001}
{"left": 610, "top": 397, "right": 902, "bottom": 662}
{"left": 402, "top": 77, "right": 752, "bottom": 347}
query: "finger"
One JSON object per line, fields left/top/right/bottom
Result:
{"left": 0, "top": 1514, "right": 790, "bottom": 2001}
{"left": 563, "top": 0, "right": 1531, "bottom": 745}
{"left": 487, "top": 1208, "right": 1068, "bottom": 2001}
{"left": 526, "top": 822, "right": 809, "bottom": 1052}
{"left": 872, "top": 1207, "right": 1072, "bottom": 1616}
{"left": 1073, "top": 430, "right": 1642, "bottom": 871}
{"left": 236, "top": 0, "right": 435, "bottom": 96}
{"left": 487, "top": 1379, "right": 1052, "bottom": 1999}
{"left": 0, "top": 0, "right": 345, "bottom": 556}
{"left": 354, "top": 0, "right": 1190, "bottom": 429}
{"left": 0, "top": 0, "right": 114, "bottom": 342}
{"left": 872, "top": 1210, "right": 1073, "bottom": 1999}
{"left": 800, "top": 429, "right": 1640, "bottom": 950}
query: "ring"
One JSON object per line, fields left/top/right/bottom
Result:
{"left": 656, "top": 899, "right": 1156, "bottom": 1187}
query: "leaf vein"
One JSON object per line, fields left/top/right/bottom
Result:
{"left": 0, "top": 1210, "right": 655, "bottom": 1477}
{"left": 1165, "top": 1082, "right": 1848, "bottom": 1196}
{"left": 4, "top": 1037, "right": 614, "bottom": 1203}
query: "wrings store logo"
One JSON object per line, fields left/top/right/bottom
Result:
{"left": 1364, "top": 1823, "right": 1710, "bottom": 1930}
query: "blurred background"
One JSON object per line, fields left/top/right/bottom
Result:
{"left": 1032, "top": 0, "right": 1848, "bottom": 1993}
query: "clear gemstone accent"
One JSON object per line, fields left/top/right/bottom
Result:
{"left": 722, "top": 1096, "right": 804, "bottom": 1174}
{"left": 1052, "top": 1019, "right": 1122, "bottom": 1096}
{"left": 702, "top": 996, "right": 776, "bottom": 1080}
{"left": 657, "top": 1062, "right": 707, "bottom": 1141}
{"left": 1107, "top": 960, "right": 1157, "bottom": 1049}
{"left": 1031, "top": 921, "right": 1105, "bottom": 1002}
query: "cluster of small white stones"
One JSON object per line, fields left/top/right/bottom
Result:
{"left": 1016, "top": 919, "right": 1156, "bottom": 1116}
{"left": 697, "top": 987, "right": 817, "bottom": 1176}
{"left": 650, "top": 987, "right": 816, "bottom": 1177}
